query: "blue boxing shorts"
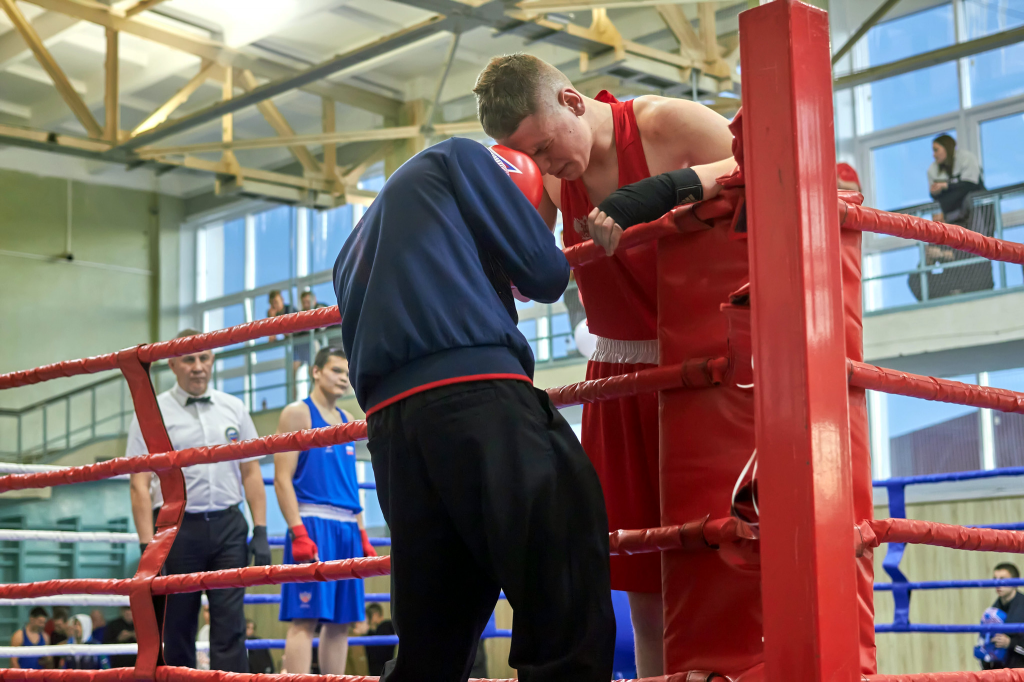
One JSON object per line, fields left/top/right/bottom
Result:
{"left": 280, "top": 514, "right": 365, "bottom": 624}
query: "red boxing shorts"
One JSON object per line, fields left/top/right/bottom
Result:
{"left": 581, "top": 338, "right": 661, "bottom": 594}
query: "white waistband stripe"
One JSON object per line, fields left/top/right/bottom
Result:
{"left": 298, "top": 503, "right": 358, "bottom": 523}
{"left": 591, "top": 337, "right": 660, "bottom": 365}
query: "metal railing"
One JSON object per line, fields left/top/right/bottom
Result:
{"left": 863, "top": 183, "right": 1024, "bottom": 313}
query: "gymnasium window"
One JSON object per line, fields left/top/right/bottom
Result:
{"left": 253, "top": 206, "right": 295, "bottom": 288}
{"left": 963, "top": 0, "right": 1024, "bottom": 106}
{"left": 980, "top": 113, "right": 1024, "bottom": 188}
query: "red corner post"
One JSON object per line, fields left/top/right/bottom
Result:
{"left": 117, "top": 348, "right": 186, "bottom": 680}
{"left": 741, "top": 2, "right": 861, "bottom": 681}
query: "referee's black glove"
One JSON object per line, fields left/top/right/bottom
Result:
{"left": 248, "top": 525, "right": 272, "bottom": 566}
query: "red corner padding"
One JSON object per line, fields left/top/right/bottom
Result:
{"left": 848, "top": 361, "right": 1024, "bottom": 414}
{"left": 546, "top": 359, "right": 728, "bottom": 408}
{"left": 857, "top": 518, "right": 1024, "bottom": 554}
{"left": 840, "top": 198, "right": 1024, "bottom": 266}
{"left": 0, "top": 421, "right": 369, "bottom": 494}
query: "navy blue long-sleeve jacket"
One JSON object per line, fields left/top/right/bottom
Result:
{"left": 333, "top": 137, "right": 570, "bottom": 414}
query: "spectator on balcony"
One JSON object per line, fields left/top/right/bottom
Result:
{"left": 929, "top": 134, "right": 985, "bottom": 225}
{"left": 267, "top": 289, "right": 297, "bottom": 344}
{"left": 293, "top": 290, "right": 330, "bottom": 374}
{"left": 909, "top": 135, "right": 994, "bottom": 301}
{"left": 981, "top": 562, "right": 1024, "bottom": 669}
{"left": 10, "top": 607, "right": 49, "bottom": 669}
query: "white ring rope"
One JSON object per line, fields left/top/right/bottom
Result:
{"left": 0, "top": 642, "right": 218, "bottom": 658}
{"left": 0, "top": 529, "right": 139, "bottom": 543}
{"left": 0, "top": 463, "right": 128, "bottom": 480}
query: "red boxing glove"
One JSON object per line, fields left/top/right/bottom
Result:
{"left": 489, "top": 145, "right": 544, "bottom": 210}
{"left": 360, "top": 528, "right": 378, "bottom": 558}
{"left": 289, "top": 524, "right": 318, "bottom": 563}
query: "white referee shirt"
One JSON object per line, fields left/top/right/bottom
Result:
{"left": 125, "top": 383, "right": 260, "bottom": 514}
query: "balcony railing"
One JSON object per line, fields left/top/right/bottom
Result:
{"left": 863, "top": 183, "right": 1024, "bottom": 313}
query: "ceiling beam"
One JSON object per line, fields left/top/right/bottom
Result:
{"left": 831, "top": 0, "right": 901, "bottom": 66}
{"left": 834, "top": 23, "right": 1024, "bottom": 90}
{"left": 0, "top": 10, "right": 78, "bottom": 69}
{"left": 103, "top": 27, "right": 117, "bottom": 141}
{"left": 655, "top": 4, "right": 703, "bottom": 59}
{"left": 123, "top": 0, "right": 167, "bottom": 18}
{"left": 237, "top": 68, "right": 321, "bottom": 176}
{"left": 0, "top": 0, "right": 103, "bottom": 138}
{"left": 22, "top": 0, "right": 402, "bottom": 118}
{"left": 131, "top": 59, "right": 215, "bottom": 135}
{"left": 134, "top": 120, "right": 484, "bottom": 157}
{"left": 113, "top": 14, "right": 454, "bottom": 154}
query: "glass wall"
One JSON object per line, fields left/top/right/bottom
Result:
{"left": 837, "top": 1, "right": 1024, "bottom": 314}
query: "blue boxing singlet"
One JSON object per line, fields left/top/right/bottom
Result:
{"left": 17, "top": 628, "right": 45, "bottom": 669}
{"left": 293, "top": 397, "right": 361, "bottom": 512}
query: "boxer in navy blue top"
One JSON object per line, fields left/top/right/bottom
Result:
{"left": 274, "top": 347, "right": 375, "bottom": 676}
{"left": 334, "top": 138, "right": 614, "bottom": 682}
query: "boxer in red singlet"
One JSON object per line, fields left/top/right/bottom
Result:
{"left": 474, "top": 55, "right": 735, "bottom": 676}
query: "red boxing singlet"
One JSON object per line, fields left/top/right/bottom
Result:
{"left": 560, "top": 92, "right": 658, "bottom": 341}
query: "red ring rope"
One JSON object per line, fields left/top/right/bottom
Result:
{"left": 847, "top": 359, "right": 1024, "bottom": 414}
{"left": 857, "top": 518, "right": 1024, "bottom": 555}
{"left": 839, "top": 198, "right": 1024, "bottom": 266}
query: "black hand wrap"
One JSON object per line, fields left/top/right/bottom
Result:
{"left": 597, "top": 167, "right": 703, "bottom": 229}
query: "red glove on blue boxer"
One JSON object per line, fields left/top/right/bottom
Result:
{"left": 360, "top": 528, "right": 378, "bottom": 558}
{"left": 289, "top": 524, "right": 318, "bottom": 563}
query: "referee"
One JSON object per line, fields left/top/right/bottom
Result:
{"left": 127, "top": 329, "right": 271, "bottom": 672}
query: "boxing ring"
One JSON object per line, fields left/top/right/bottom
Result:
{"left": 3, "top": 1, "right": 1024, "bottom": 680}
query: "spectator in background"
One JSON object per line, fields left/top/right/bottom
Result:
{"left": 47, "top": 606, "right": 70, "bottom": 645}
{"left": 978, "top": 561, "right": 1024, "bottom": 667}
{"left": 102, "top": 606, "right": 136, "bottom": 669}
{"left": 362, "top": 603, "right": 394, "bottom": 676}
{"left": 929, "top": 134, "right": 985, "bottom": 224}
{"left": 293, "top": 290, "right": 329, "bottom": 375}
{"left": 10, "top": 607, "right": 49, "bottom": 669}
{"left": 266, "top": 289, "right": 297, "bottom": 345}
{"left": 837, "top": 162, "right": 861, "bottom": 193}
{"left": 64, "top": 614, "right": 101, "bottom": 670}
{"left": 910, "top": 135, "right": 993, "bottom": 301}
{"left": 246, "top": 620, "right": 275, "bottom": 674}
{"left": 90, "top": 609, "right": 106, "bottom": 644}
{"left": 197, "top": 604, "right": 211, "bottom": 670}
{"left": 47, "top": 607, "right": 70, "bottom": 668}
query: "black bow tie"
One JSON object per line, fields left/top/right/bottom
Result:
{"left": 185, "top": 396, "right": 212, "bottom": 406}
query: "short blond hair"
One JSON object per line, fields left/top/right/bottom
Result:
{"left": 474, "top": 54, "right": 572, "bottom": 139}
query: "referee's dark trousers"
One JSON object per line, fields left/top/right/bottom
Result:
{"left": 159, "top": 506, "right": 249, "bottom": 672}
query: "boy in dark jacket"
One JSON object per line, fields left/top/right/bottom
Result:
{"left": 334, "top": 137, "right": 614, "bottom": 682}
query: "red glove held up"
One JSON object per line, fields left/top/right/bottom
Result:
{"left": 360, "top": 528, "right": 378, "bottom": 558}
{"left": 289, "top": 524, "right": 318, "bottom": 563}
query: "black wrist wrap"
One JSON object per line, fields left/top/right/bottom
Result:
{"left": 597, "top": 167, "right": 704, "bottom": 229}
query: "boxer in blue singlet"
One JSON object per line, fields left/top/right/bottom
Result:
{"left": 11, "top": 607, "right": 49, "bottom": 669}
{"left": 274, "top": 347, "right": 377, "bottom": 675}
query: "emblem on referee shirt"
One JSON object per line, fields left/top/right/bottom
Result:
{"left": 225, "top": 426, "right": 240, "bottom": 443}
{"left": 299, "top": 592, "right": 312, "bottom": 604}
